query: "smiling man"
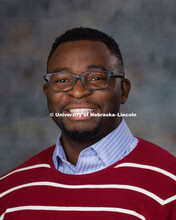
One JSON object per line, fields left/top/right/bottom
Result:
{"left": 0, "top": 27, "right": 176, "bottom": 220}
{"left": 44, "top": 38, "right": 131, "bottom": 168}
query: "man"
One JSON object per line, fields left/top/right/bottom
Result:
{"left": 0, "top": 27, "right": 175, "bottom": 220}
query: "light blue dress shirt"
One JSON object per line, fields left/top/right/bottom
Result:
{"left": 53, "top": 119, "right": 138, "bottom": 174}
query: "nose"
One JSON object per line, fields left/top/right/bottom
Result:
{"left": 67, "top": 78, "right": 92, "bottom": 99}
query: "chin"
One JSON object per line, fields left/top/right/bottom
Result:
{"left": 61, "top": 122, "right": 102, "bottom": 143}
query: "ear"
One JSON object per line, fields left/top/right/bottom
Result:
{"left": 43, "top": 83, "right": 49, "bottom": 97}
{"left": 121, "top": 78, "right": 131, "bottom": 104}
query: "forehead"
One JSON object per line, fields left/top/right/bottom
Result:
{"left": 47, "top": 40, "right": 117, "bottom": 73}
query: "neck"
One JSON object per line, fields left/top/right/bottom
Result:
{"left": 60, "top": 136, "right": 91, "bottom": 166}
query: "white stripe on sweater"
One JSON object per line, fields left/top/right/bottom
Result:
{"left": 0, "top": 205, "right": 146, "bottom": 220}
{"left": 0, "top": 181, "right": 175, "bottom": 205}
{"left": 0, "top": 164, "right": 51, "bottom": 180}
{"left": 114, "top": 163, "right": 176, "bottom": 181}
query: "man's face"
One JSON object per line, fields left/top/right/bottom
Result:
{"left": 44, "top": 40, "right": 130, "bottom": 142}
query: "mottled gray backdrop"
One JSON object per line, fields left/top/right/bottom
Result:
{"left": 0, "top": 0, "right": 176, "bottom": 176}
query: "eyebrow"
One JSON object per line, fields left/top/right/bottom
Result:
{"left": 86, "top": 65, "right": 107, "bottom": 71}
{"left": 51, "top": 64, "right": 107, "bottom": 73}
{"left": 52, "top": 67, "right": 72, "bottom": 73}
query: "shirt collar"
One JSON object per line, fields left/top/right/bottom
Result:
{"left": 90, "top": 118, "right": 134, "bottom": 166}
{"left": 53, "top": 118, "right": 134, "bottom": 169}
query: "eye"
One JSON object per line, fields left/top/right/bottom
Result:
{"left": 89, "top": 76, "right": 106, "bottom": 81}
{"left": 55, "top": 78, "right": 69, "bottom": 83}
{"left": 86, "top": 71, "right": 108, "bottom": 83}
{"left": 52, "top": 76, "right": 72, "bottom": 84}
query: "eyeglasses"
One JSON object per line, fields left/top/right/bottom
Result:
{"left": 44, "top": 70, "right": 124, "bottom": 92}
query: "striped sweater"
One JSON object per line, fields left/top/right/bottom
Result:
{"left": 0, "top": 138, "right": 176, "bottom": 220}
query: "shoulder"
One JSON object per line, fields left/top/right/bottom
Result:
{"left": 0, "top": 145, "right": 56, "bottom": 189}
{"left": 111, "top": 138, "right": 176, "bottom": 209}
{"left": 113, "top": 137, "right": 176, "bottom": 186}
{"left": 3, "top": 145, "right": 55, "bottom": 172}
{"left": 134, "top": 138, "right": 176, "bottom": 172}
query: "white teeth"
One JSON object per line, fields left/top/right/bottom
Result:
{"left": 69, "top": 108, "right": 95, "bottom": 114}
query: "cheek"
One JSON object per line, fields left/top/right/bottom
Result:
{"left": 46, "top": 92, "right": 65, "bottom": 112}
{"left": 97, "top": 89, "right": 121, "bottom": 113}
{"left": 105, "top": 80, "right": 121, "bottom": 100}
{"left": 104, "top": 85, "right": 122, "bottom": 112}
{"left": 107, "top": 92, "right": 121, "bottom": 109}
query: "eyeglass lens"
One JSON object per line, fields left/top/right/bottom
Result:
{"left": 50, "top": 71, "right": 109, "bottom": 91}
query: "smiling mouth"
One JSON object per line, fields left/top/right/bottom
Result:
{"left": 68, "top": 108, "right": 96, "bottom": 114}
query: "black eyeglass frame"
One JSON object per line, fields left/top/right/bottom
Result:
{"left": 43, "top": 70, "right": 124, "bottom": 92}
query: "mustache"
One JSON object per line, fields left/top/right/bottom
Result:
{"left": 60, "top": 100, "right": 102, "bottom": 113}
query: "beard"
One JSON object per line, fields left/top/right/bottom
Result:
{"left": 60, "top": 120, "right": 102, "bottom": 143}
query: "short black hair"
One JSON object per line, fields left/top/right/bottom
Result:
{"left": 47, "top": 27, "right": 124, "bottom": 73}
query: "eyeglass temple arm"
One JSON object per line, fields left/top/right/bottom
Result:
{"left": 111, "top": 72, "right": 124, "bottom": 78}
{"left": 43, "top": 74, "right": 52, "bottom": 82}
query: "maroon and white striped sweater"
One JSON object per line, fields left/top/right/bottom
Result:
{"left": 0, "top": 138, "right": 176, "bottom": 220}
